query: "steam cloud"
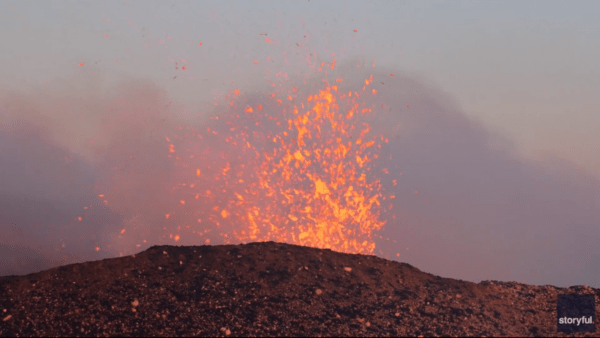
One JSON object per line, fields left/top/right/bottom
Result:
{"left": 1, "top": 64, "right": 599, "bottom": 288}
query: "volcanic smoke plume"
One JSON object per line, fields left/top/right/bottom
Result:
{"left": 1, "top": 62, "right": 599, "bottom": 288}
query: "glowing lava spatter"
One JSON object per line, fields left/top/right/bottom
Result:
{"left": 166, "top": 68, "right": 391, "bottom": 255}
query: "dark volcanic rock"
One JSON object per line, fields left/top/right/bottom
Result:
{"left": 0, "top": 241, "right": 598, "bottom": 337}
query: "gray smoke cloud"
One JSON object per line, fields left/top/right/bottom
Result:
{"left": 0, "top": 75, "right": 179, "bottom": 274}
{"left": 1, "top": 63, "right": 598, "bottom": 289}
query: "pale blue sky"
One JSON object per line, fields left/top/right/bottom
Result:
{"left": 1, "top": 1, "right": 599, "bottom": 287}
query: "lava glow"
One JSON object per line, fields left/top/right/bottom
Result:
{"left": 164, "top": 72, "right": 391, "bottom": 254}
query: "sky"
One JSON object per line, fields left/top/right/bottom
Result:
{"left": 0, "top": 0, "right": 599, "bottom": 288}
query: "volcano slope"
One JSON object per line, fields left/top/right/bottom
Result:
{"left": 0, "top": 242, "right": 598, "bottom": 337}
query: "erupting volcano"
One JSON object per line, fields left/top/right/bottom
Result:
{"left": 2, "top": 0, "right": 599, "bottom": 304}
{"left": 100, "top": 63, "right": 397, "bottom": 257}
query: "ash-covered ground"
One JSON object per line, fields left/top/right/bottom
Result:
{"left": 0, "top": 241, "right": 598, "bottom": 337}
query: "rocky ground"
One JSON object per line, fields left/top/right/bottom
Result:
{"left": 0, "top": 241, "right": 598, "bottom": 337}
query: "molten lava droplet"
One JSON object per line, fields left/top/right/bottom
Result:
{"left": 198, "top": 42, "right": 202, "bottom": 46}
{"left": 180, "top": 200, "right": 186, "bottom": 205}
{"left": 353, "top": 29, "right": 358, "bottom": 32}
{"left": 314, "top": 179, "right": 331, "bottom": 197}
{"left": 390, "top": 74, "right": 394, "bottom": 77}
{"left": 79, "top": 63, "right": 84, "bottom": 66}
{"left": 196, "top": 169, "right": 201, "bottom": 177}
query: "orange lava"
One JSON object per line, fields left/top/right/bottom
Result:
{"left": 166, "top": 72, "right": 390, "bottom": 255}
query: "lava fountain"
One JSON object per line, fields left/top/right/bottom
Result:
{"left": 149, "top": 64, "right": 395, "bottom": 255}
